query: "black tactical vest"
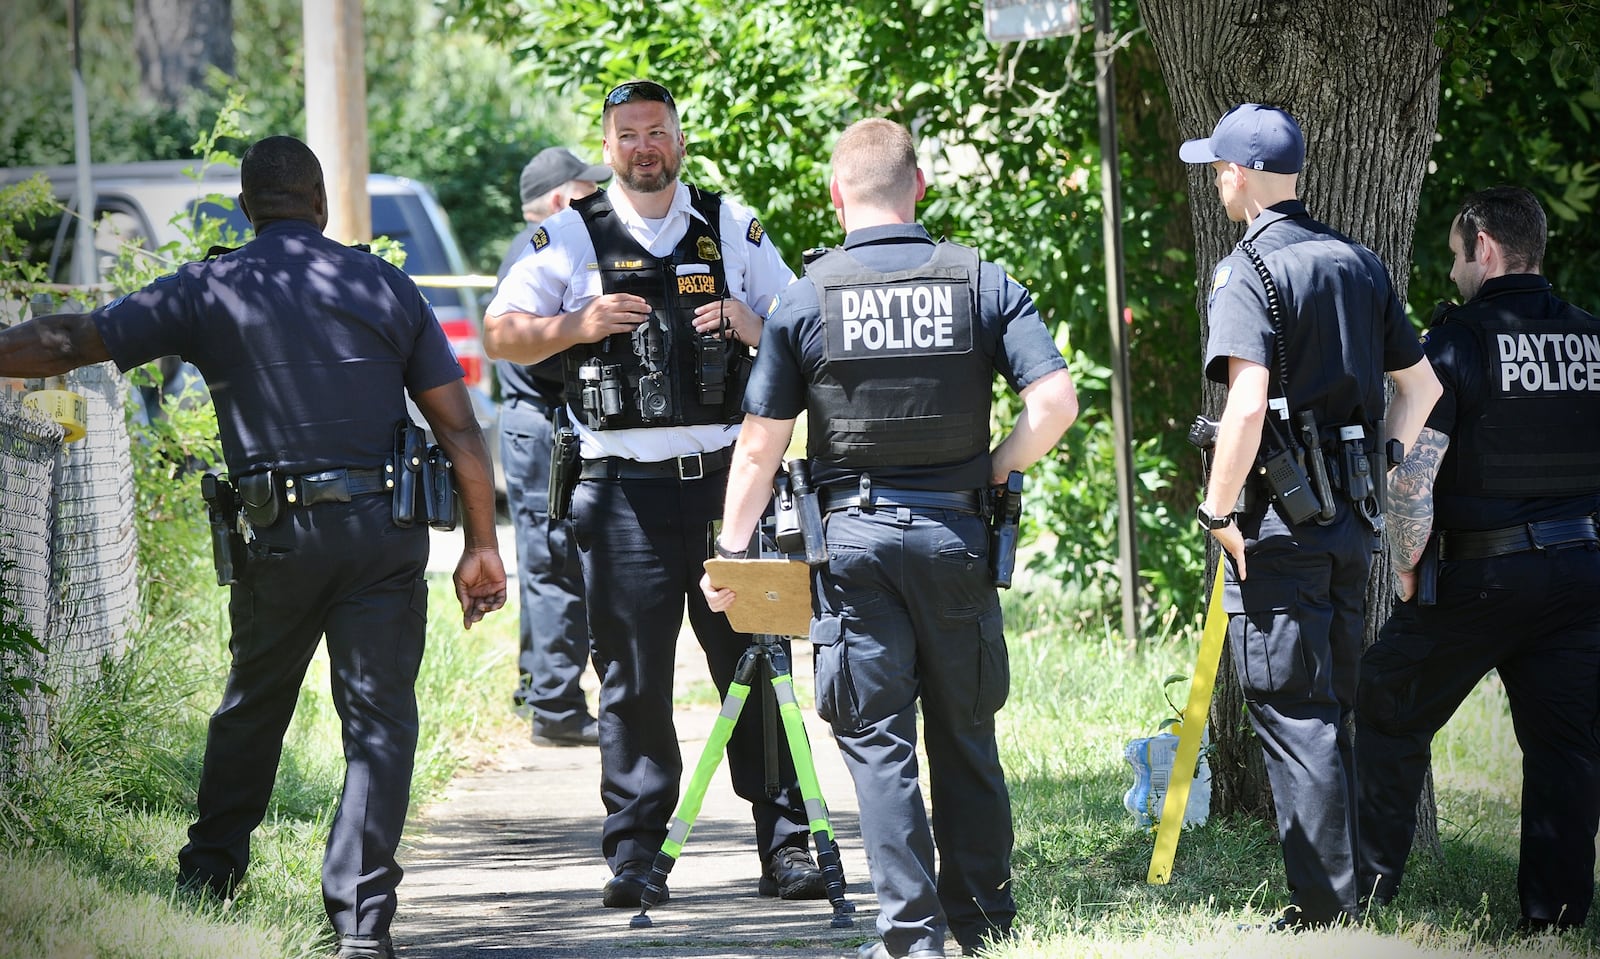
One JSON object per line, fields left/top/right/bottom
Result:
{"left": 1438, "top": 291, "right": 1600, "bottom": 497}
{"left": 562, "top": 187, "right": 750, "bottom": 430}
{"left": 804, "top": 242, "right": 991, "bottom": 487}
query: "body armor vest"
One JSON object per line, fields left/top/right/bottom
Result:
{"left": 1440, "top": 292, "right": 1600, "bottom": 497}
{"left": 804, "top": 242, "right": 991, "bottom": 488}
{"left": 563, "top": 187, "right": 750, "bottom": 430}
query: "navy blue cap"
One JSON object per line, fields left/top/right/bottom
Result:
{"left": 1179, "top": 103, "right": 1305, "bottom": 174}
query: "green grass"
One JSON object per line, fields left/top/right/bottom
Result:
{"left": 0, "top": 570, "right": 521, "bottom": 959}
{"left": 1, "top": 565, "right": 1595, "bottom": 958}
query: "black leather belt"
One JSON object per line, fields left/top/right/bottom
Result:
{"left": 282, "top": 466, "right": 393, "bottom": 506}
{"left": 819, "top": 487, "right": 981, "bottom": 515}
{"left": 579, "top": 446, "right": 732, "bottom": 481}
{"left": 1438, "top": 516, "right": 1599, "bottom": 561}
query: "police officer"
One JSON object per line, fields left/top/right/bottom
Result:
{"left": 1357, "top": 186, "right": 1600, "bottom": 930}
{"left": 0, "top": 135, "right": 506, "bottom": 959}
{"left": 483, "top": 80, "right": 825, "bottom": 907}
{"left": 494, "top": 146, "right": 611, "bottom": 745}
{"left": 1181, "top": 104, "right": 1440, "bottom": 929}
{"left": 702, "top": 118, "right": 1079, "bottom": 959}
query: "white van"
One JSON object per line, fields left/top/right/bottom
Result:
{"left": 0, "top": 159, "right": 502, "bottom": 493}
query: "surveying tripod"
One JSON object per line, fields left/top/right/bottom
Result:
{"left": 629, "top": 462, "right": 855, "bottom": 930}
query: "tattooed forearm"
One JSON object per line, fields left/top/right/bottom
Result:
{"left": 1386, "top": 427, "right": 1448, "bottom": 572}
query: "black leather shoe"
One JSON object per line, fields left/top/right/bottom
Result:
{"left": 601, "top": 864, "right": 668, "bottom": 908}
{"left": 334, "top": 934, "right": 394, "bottom": 959}
{"left": 851, "top": 942, "right": 944, "bottom": 959}
{"left": 532, "top": 716, "right": 599, "bottom": 747}
{"left": 759, "top": 845, "right": 826, "bottom": 899}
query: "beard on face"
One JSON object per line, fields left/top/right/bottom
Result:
{"left": 617, "top": 148, "right": 681, "bottom": 195}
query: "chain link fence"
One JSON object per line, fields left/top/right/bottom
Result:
{"left": 1, "top": 300, "right": 139, "bottom": 779}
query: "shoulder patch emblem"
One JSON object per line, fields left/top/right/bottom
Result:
{"left": 697, "top": 235, "right": 721, "bottom": 261}
{"left": 746, "top": 218, "right": 765, "bottom": 246}
{"left": 530, "top": 226, "right": 550, "bottom": 252}
{"left": 1211, "top": 264, "right": 1232, "bottom": 295}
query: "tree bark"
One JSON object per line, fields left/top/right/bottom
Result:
{"left": 135, "top": 0, "right": 235, "bottom": 110}
{"left": 1137, "top": 0, "right": 1446, "bottom": 858}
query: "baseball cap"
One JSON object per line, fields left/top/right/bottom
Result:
{"left": 1179, "top": 103, "right": 1305, "bottom": 174}
{"left": 519, "top": 147, "right": 612, "bottom": 203}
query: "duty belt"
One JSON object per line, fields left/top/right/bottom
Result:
{"left": 579, "top": 446, "right": 732, "bottom": 481}
{"left": 281, "top": 466, "right": 393, "bottom": 506}
{"left": 1437, "top": 516, "right": 1600, "bottom": 561}
{"left": 819, "top": 486, "right": 981, "bottom": 515}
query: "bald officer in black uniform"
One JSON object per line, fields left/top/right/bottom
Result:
{"left": 703, "top": 118, "right": 1079, "bottom": 959}
{"left": 0, "top": 135, "right": 506, "bottom": 959}
{"left": 1181, "top": 104, "right": 1440, "bottom": 929}
{"left": 1357, "top": 186, "right": 1600, "bottom": 931}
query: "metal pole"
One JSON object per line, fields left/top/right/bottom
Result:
{"left": 1094, "top": 0, "right": 1139, "bottom": 645}
{"left": 69, "top": 0, "right": 98, "bottom": 287}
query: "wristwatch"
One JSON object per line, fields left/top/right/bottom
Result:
{"left": 713, "top": 541, "right": 748, "bottom": 559}
{"left": 1196, "top": 503, "right": 1235, "bottom": 530}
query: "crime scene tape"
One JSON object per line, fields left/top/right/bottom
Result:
{"left": 408, "top": 275, "right": 498, "bottom": 289}
{"left": 1147, "top": 561, "right": 1227, "bottom": 884}
{"left": 23, "top": 388, "right": 88, "bottom": 443}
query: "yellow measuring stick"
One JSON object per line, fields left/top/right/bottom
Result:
{"left": 1147, "top": 562, "right": 1228, "bottom": 884}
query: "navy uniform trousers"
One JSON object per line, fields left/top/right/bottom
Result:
{"left": 810, "top": 504, "right": 1015, "bottom": 957}
{"left": 178, "top": 492, "right": 429, "bottom": 937}
{"left": 569, "top": 465, "right": 811, "bottom": 873}
{"left": 1225, "top": 501, "right": 1372, "bottom": 925}
{"left": 499, "top": 393, "right": 592, "bottom": 725}
{"left": 1357, "top": 540, "right": 1600, "bottom": 927}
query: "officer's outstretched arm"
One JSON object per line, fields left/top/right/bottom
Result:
{"left": 990, "top": 367, "right": 1079, "bottom": 481}
{"left": 0, "top": 311, "right": 112, "bottom": 377}
{"left": 412, "top": 380, "right": 507, "bottom": 628}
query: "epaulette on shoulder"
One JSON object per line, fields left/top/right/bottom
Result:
{"left": 203, "top": 244, "right": 239, "bottom": 260}
{"left": 349, "top": 242, "right": 372, "bottom": 254}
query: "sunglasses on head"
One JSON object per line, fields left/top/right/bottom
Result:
{"left": 603, "top": 80, "right": 676, "bottom": 110}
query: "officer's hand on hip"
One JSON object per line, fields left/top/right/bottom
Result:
{"left": 700, "top": 571, "right": 735, "bottom": 613}
{"left": 1210, "top": 524, "right": 1248, "bottom": 581}
{"left": 454, "top": 546, "right": 508, "bottom": 629}
{"left": 693, "top": 297, "right": 762, "bottom": 347}
{"left": 575, "top": 293, "right": 650, "bottom": 342}
{"left": 1394, "top": 567, "right": 1417, "bottom": 603}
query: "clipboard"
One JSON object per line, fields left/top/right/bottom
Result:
{"left": 703, "top": 558, "right": 814, "bottom": 637}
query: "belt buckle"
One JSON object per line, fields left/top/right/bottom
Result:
{"left": 677, "top": 453, "right": 704, "bottom": 481}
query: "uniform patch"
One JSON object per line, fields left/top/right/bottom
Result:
{"left": 746, "top": 219, "right": 765, "bottom": 246}
{"left": 697, "top": 235, "right": 721, "bottom": 261}
{"left": 677, "top": 272, "right": 720, "bottom": 297}
{"left": 824, "top": 282, "right": 973, "bottom": 360}
{"left": 1210, "top": 264, "right": 1232, "bottom": 295}
{"left": 1493, "top": 331, "right": 1600, "bottom": 394}
{"left": 530, "top": 227, "right": 550, "bottom": 252}
{"left": 612, "top": 259, "right": 644, "bottom": 269}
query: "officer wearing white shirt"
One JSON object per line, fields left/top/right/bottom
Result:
{"left": 485, "top": 79, "right": 825, "bottom": 908}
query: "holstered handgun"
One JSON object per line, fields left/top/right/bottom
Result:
{"left": 422, "top": 445, "right": 458, "bottom": 531}
{"left": 392, "top": 420, "right": 426, "bottom": 527}
{"left": 1416, "top": 533, "right": 1439, "bottom": 607}
{"left": 200, "top": 471, "right": 246, "bottom": 586}
{"left": 782, "top": 458, "right": 827, "bottom": 567}
{"left": 1295, "top": 410, "right": 1338, "bottom": 525}
{"left": 988, "top": 471, "right": 1025, "bottom": 589}
{"left": 548, "top": 405, "right": 580, "bottom": 522}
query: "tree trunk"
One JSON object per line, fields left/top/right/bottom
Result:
{"left": 135, "top": 0, "right": 234, "bottom": 110}
{"left": 1137, "top": 0, "right": 1446, "bottom": 857}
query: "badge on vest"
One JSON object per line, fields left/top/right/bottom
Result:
{"left": 697, "top": 235, "right": 721, "bottom": 261}
{"left": 824, "top": 282, "right": 974, "bottom": 360}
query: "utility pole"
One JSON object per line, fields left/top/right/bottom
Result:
{"left": 303, "top": 0, "right": 370, "bottom": 243}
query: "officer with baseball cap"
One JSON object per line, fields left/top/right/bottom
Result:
{"left": 495, "top": 147, "right": 612, "bottom": 746}
{"left": 1182, "top": 103, "right": 1440, "bottom": 929}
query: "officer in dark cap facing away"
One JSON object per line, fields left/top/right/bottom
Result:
{"left": 1357, "top": 186, "right": 1600, "bottom": 931}
{"left": 495, "top": 146, "right": 611, "bottom": 746}
{"left": 1181, "top": 104, "right": 1440, "bottom": 929}
{"left": 0, "top": 134, "right": 507, "bottom": 959}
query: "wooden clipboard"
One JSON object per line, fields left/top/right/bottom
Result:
{"left": 703, "top": 558, "right": 814, "bottom": 637}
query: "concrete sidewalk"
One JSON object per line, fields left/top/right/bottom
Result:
{"left": 393, "top": 556, "right": 883, "bottom": 957}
